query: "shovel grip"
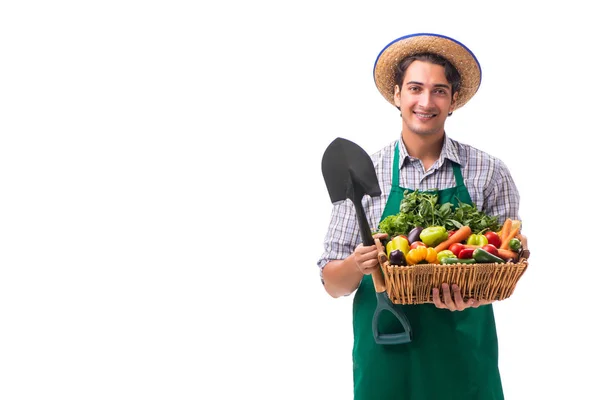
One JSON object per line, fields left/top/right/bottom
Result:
{"left": 373, "top": 292, "right": 413, "bottom": 345}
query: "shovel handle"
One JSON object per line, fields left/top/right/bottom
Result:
{"left": 371, "top": 239, "right": 387, "bottom": 293}
{"left": 353, "top": 198, "right": 387, "bottom": 291}
{"left": 353, "top": 198, "right": 374, "bottom": 247}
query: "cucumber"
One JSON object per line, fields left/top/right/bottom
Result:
{"left": 473, "top": 248, "right": 505, "bottom": 264}
{"left": 441, "top": 257, "right": 476, "bottom": 264}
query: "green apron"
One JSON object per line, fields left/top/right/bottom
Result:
{"left": 352, "top": 143, "right": 503, "bottom": 400}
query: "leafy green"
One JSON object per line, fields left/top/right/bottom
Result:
{"left": 377, "top": 190, "right": 500, "bottom": 237}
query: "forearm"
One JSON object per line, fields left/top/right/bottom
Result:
{"left": 322, "top": 255, "right": 364, "bottom": 298}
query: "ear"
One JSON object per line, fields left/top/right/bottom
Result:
{"left": 393, "top": 85, "right": 402, "bottom": 107}
{"left": 450, "top": 91, "right": 459, "bottom": 112}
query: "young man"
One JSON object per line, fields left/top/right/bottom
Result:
{"left": 317, "top": 33, "right": 521, "bottom": 399}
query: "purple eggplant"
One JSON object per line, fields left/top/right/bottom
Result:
{"left": 408, "top": 226, "right": 424, "bottom": 244}
{"left": 389, "top": 250, "right": 407, "bottom": 266}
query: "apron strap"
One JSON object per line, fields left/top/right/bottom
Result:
{"left": 392, "top": 141, "right": 400, "bottom": 187}
{"left": 451, "top": 162, "right": 472, "bottom": 204}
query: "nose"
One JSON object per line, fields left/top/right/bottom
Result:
{"left": 418, "top": 90, "right": 435, "bottom": 109}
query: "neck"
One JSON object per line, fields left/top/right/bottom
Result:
{"left": 401, "top": 131, "right": 444, "bottom": 171}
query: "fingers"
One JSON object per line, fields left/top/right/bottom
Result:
{"left": 442, "top": 283, "right": 456, "bottom": 311}
{"left": 354, "top": 243, "right": 381, "bottom": 275}
{"left": 432, "top": 287, "right": 444, "bottom": 309}
{"left": 452, "top": 284, "right": 472, "bottom": 311}
{"left": 432, "top": 284, "right": 476, "bottom": 311}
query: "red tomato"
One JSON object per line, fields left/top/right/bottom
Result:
{"left": 482, "top": 244, "right": 499, "bottom": 256}
{"left": 410, "top": 241, "right": 426, "bottom": 250}
{"left": 447, "top": 230, "right": 456, "bottom": 238}
{"left": 458, "top": 248, "right": 474, "bottom": 259}
{"left": 484, "top": 231, "right": 502, "bottom": 248}
{"left": 449, "top": 243, "right": 465, "bottom": 257}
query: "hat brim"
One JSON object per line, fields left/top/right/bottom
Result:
{"left": 373, "top": 33, "right": 481, "bottom": 110}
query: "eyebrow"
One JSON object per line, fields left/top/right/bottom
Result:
{"left": 405, "top": 81, "right": 451, "bottom": 89}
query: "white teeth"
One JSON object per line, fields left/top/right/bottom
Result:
{"left": 415, "top": 113, "right": 434, "bottom": 118}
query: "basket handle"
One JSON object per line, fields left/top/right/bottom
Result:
{"left": 517, "top": 233, "right": 530, "bottom": 261}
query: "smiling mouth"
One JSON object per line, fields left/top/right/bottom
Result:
{"left": 414, "top": 112, "right": 437, "bottom": 118}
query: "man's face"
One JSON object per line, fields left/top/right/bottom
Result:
{"left": 394, "top": 60, "right": 457, "bottom": 137}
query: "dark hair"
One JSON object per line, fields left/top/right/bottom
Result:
{"left": 394, "top": 53, "right": 461, "bottom": 96}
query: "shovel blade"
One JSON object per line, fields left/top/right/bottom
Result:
{"left": 321, "top": 137, "right": 381, "bottom": 204}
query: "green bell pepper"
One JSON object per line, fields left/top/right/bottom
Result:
{"left": 419, "top": 226, "right": 448, "bottom": 247}
{"left": 437, "top": 250, "right": 455, "bottom": 263}
{"left": 467, "top": 234, "right": 488, "bottom": 247}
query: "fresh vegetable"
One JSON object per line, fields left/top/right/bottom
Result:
{"left": 484, "top": 231, "right": 502, "bottom": 248}
{"left": 499, "top": 219, "right": 512, "bottom": 243}
{"left": 441, "top": 257, "right": 476, "bottom": 264}
{"left": 407, "top": 226, "right": 424, "bottom": 244}
{"left": 434, "top": 226, "right": 472, "bottom": 253}
{"left": 448, "top": 201, "right": 501, "bottom": 234}
{"left": 386, "top": 235, "right": 410, "bottom": 257}
{"left": 377, "top": 190, "right": 501, "bottom": 236}
{"left": 458, "top": 248, "right": 475, "bottom": 259}
{"left": 410, "top": 241, "right": 426, "bottom": 249}
{"left": 467, "top": 234, "right": 488, "bottom": 247}
{"left": 437, "top": 250, "right": 455, "bottom": 263}
{"left": 482, "top": 244, "right": 499, "bottom": 256}
{"left": 497, "top": 248, "right": 519, "bottom": 261}
{"left": 419, "top": 226, "right": 448, "bottom": 247}
{"left": 448, "top": 243, "right": 466, "bottom": 257}
{"left": 389, "top": 250, "right": 407, "bottom": 266}
{"left": 406, "top": 246, "right": 438, "bottom": 265}
{"left": 500, "top": 224, "right": 521, "bottom": 250}
{"left": 473, "top": 248, "right": 505, "bottom": 264}
{"left": 509, "top": 238, "right": 522, "bottom": 252}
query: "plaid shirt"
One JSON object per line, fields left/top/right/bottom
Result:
{"left": 317, "top": 135, "right": 520, "bottom": 280}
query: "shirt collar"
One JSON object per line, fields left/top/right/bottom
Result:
{"left": 442, "top": 135, "right": 462, "bottom": 166}
{"left": 398, "top": 134, "right": 462, "bottom": 167}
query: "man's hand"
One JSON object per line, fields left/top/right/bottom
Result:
{"left": 432, "top": 283, "right": 493, "bottom": 311}
{"left": 353, "top": 233, "right": 388, "bottom": 275}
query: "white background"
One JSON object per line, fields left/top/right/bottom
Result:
{"left": 0, "top": 1, "right": 598, "bottom": 399}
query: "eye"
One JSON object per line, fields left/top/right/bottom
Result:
{"left": 408, "top": 86, "right": 422, "bottom": 93}
{"left": 434, "top": 88, "right": 449, "bottom": 95}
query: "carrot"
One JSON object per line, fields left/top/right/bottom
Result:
{"left": 500, "top": 226, "right": 521, "bottom": 250}
{"left": 434, "top": 226, "right": 472, "bottom": 253}
{"left": 499, "top": 218, "right": 512, "bottom": 243}
{"left": 497, "top": 248, "right": 519, "bottom": 261}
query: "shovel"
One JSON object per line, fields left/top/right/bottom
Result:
{"left": 321, "top": 137, "right": 412, "bottom": 345}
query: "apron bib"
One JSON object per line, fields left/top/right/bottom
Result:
{"left": 352, "top": 143, "right": 503, "bottom": 400}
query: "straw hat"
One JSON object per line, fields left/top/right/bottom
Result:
{"left": 373, "top": 33, "right": 481, "bottom": 110}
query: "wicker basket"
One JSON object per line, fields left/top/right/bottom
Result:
{"left": 376, "top": 241, "right": 530, "bottom": 305}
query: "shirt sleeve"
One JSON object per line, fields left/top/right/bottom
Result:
{"left": 316, "top": 199, "right": 361, "bottom": 283}
{"left": 482, "top": 158, "right": 521, "bottom": 223}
